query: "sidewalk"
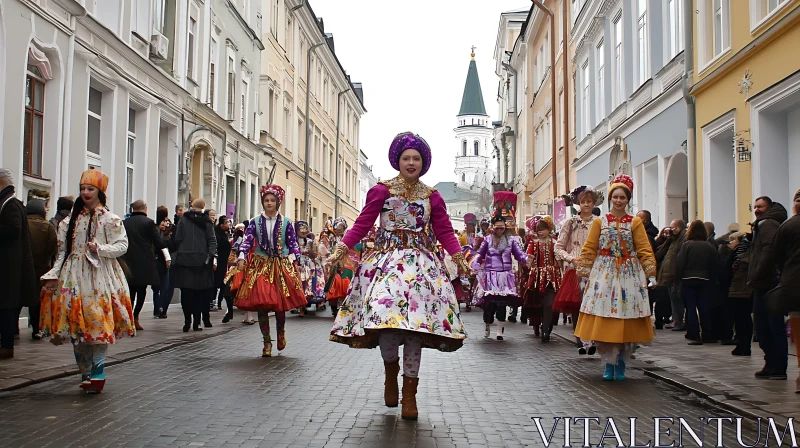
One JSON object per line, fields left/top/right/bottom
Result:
{"left": 0, "top": 299, "right": 243, "bottom": 392}
{"left": 551, "top": 324, "right": 800, "bottom": 420}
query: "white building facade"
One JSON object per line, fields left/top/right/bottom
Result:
{"left": 571, "top": 0, "right": 688, "bottom": 227}
{"left": 1, "top": 0, "right": 267, "bottom": 222}
{"left": 358, "top": 150, "right": 378, "bottom": 210}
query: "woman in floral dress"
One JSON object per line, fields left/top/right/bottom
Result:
{"left": 574, "top": 174, "right": 656, "bottom": 381}
{"left": 294, "top": 220, "right": 325, "bottom": 316}
{"left": 329, "top": 132, "right": 471, "bottom": 420}
{"left": 554, "top": 186, "right": 602, "bottom": 354}
{"left": 40, "top": 169, "right": 135, "bottom": 394}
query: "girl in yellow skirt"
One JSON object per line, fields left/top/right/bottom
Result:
{"left": 574, "top": 174, "right": 656, "bottom": 381}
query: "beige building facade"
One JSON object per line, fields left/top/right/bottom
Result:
{"left": 259, "top": 0, "right": 365, "bottom": 234}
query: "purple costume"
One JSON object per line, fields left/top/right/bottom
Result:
{"left": 472, "top": 234, "right": 528, "bottom": 306}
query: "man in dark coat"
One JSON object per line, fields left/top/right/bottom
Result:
{"left": 0, "top": 169, "right": 38, "bottom": 359}
{"left": 776, "top": 190, "right": 800, "bottom": 389}
{"left": 748, "top": 196, "right": 788, "bottom": 380}
{"left": 49, "top": 196, "right": 73, "bottom": 231}
{"left": 123, "top": 200, "right": 166, "bottom": 331}
{"left": 25, "top": 199, "right": 57, "bottom": 340}
{"left": 172, "top": 199, "right": 217, "bottom": 332}
{"left": 657, "top": 220, "right": 687, "bottom": 331}
{"left": 214, "top": 216, "right": 233, "bottom": 322}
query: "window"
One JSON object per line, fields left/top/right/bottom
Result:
{"left": 209, "top": 39, "right": 216, "bottom": 107}
{"left": 613, "top": 14, "right": 624, "bottom": 107}
{"left": 637, "top": 0, "right": 649, "bottom": 86}
{"left": 667, "top": 0, "right": 684, "bottom": 58}
{"left": 752, "top": 0, "right": 790, "bottom": 27}
{"left": 701, "top": 0, "right": 730, "bottom": 65}
{"left": 581, "top": 61, "right": 589, "bottom": 137}
{"left": 461, "top": 173, "right": 465, "bottom": 182}
{"left": 227, "top": 57, "right": 235, "bottom": 120}
{"left": 462, "top": 140, "right": 467, "bottom": 156}
{"left": 153, "top": 0, "right": 166, "bottom": 33}
{"left": 271, "top": 0, "right": 279, "bottom": 37}
{"left": 187, "top": 16, "right": 196, "bottom": 80}
{"left": 87, "top": 87, "right": 102, "bottom": 155}
{"left": 596, "top": 40, "right": 604, "bottom": 123}
{"left": 241, "top": 79, "right": 247, "bottom": 134}
{"left": 268, "top": 88, "right": 275, "bottom": 135}
{"left": 322, "top": 137, "right": 329, "bottom": 180}
{"left": 297, "top": 117, "right": 304, "bottom": 156}
{"left": 345, "top": 165, "right": 351, "bottom": 199}
{"left": 126, "top": 108, "right": 136, "bottom": 207}
{"left": 284, "top": 106, "right": 290, "bottom": 148}
{"left": 558, "top": 90, "right": 564, "bottom": 148}
{"left": 23, "top": 72, "right": 45, "bottom": 176}
{"left": 286, "top": 16, "right": 293, "bottom": 63}
{"left": 474, "top": 141, "right": 479, "bottom": 156}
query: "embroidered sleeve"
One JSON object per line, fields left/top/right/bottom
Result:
{"left": 342, "top": 184, "right": 389, "bottom": 248}
{"left": 284, "top": 219, "right": 301, "bottom": 256}
{"left": 632, "top": 217, "right": 657, "bottom": 278}
{"left": 238, "top": 219, "right": 257, "bottom": 260}
{"left": 41, "top": 216, "right": 69, "bottom": 280}
{"left": 575, "top": 218, "right": 601, "bottom": 278}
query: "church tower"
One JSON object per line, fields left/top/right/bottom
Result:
{"left": 454, "top": 47, "right": 494, "bottom": 190}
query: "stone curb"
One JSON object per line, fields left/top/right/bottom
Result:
{"left": 548, "top": 328, "right": 794, "bottom": 430}
{"left": 0, "top": 325, "right": 240, "bottom": 392}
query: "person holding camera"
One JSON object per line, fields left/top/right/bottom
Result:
{"left": 655, "top": 220, "right": 687, "bottom": 331}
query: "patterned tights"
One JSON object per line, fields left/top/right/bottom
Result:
{"left": 379, "top": 331, "right": 422, "bottom": 378}
{"left": 258, "top": 311, "right": 286, "bottom": 342}
{"left": 73, "top": 342, "right": 108, "bottom": 380}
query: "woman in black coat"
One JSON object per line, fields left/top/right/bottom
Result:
{"left": 214, "top": 216, "right": 233, "bottom": 322}
{"left": 172, "top": 200, "right": 217, "bottom": 332}
{"left": 676, "top": 220, "right": 719, "bottom": 345}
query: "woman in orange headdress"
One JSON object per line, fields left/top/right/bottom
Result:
{"left": 40, "top": 169, "right": 135, "bottom": 394}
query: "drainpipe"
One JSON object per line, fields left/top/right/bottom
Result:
{"left": 683, "top": 0, "right": 697, "bottom": 221}
{"left": 303, "top": 41, "right": 325, "bottom": 222}
{"left": 334, "top": 87, "right": 351, "bottom": 217}
{"left": 532, "top": 0, "right": 558, "bottom": 201}
{"left": 501, "top": 62, "right": 517, "bottom": 192}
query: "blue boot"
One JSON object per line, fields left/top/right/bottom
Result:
{"left": 615, "top": 358, "right": 626, "bottom": 381}
{"left": 603, "top": 363, "right": 615, "bottom": 381}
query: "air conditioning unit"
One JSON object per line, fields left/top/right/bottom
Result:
{"left": 149, "top": 30, "right": 169, "bottom": 62}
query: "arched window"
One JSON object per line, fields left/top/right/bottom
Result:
{"left": 474, "top": 141, "right": 479, "bottom": 156}
{"left": 461, "top": 173, "right": 465, "bottom": 182}
{"left": 462, "top": 140, "right": 467, "bottom": 156}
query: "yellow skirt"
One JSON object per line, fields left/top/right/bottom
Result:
{"left": 574, "top": 313, "right": 654, "bottom": 344}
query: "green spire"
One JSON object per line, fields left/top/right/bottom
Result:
{"left": 458, "top": 51, "right": 487, "bottom": 117}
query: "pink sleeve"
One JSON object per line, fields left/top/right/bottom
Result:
{"left": 342, "top": 184, "right": 388, "bottom": 248}
{"left": 430, "top": 191, "right": 462, "bottom": 256}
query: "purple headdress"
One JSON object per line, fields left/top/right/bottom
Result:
{"left": 388, "top": 132, "right": 432, "bottom": 177}
{"left": 568, "top": 185, "right": 604, "bottom": 206}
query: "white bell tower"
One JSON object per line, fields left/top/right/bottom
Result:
{"left": 454, "top": 47, "right": 494, "bottom": 190}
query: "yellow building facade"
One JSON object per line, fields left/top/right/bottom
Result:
{"left": 259, "top": 0, "right": 365, "bottom": 234}
{"left": 693, "top": 0, "right": 800, "bottom": 228}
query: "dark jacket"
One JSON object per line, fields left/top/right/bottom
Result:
{"left": 172, "top": 210, "right": 217, "bottom": 290}
{"left": 644, "top": 221, "right": 659, "bottom": 256}
{"left": 657, "top": 229, "right": 686, "bottom": 286}
{"left": 676, "top": 240, "right": 718, "bottom": 281}
{"left": 722, "top": 242, "right": 753, "bottom": 299}
{"left": 0, "top": 186, "right": 38, "bottom": 309}
{"left": 748, "top": 203, "right": 788, "bottom": 289}
{"left": 774, "top": 214, "right": 800, "bottom": 302}
{"left": 49, "top": 210, "right": 69, "bottom": 232}
{"left": 123, "top": 212, "right": 165, "bottom": 286}
{"left": 214, "top": 226, "right": 232, "bottom": 288}
{"left": 26, "top": 207, "right": 57, "bottom": 280}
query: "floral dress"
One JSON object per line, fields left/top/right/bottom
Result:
{"left": 330, "top": 177, "right": 467, "bottom": 352}
{"left": 40, "top": 206, "right": 135, "bottom": 344}
{"left": 574, "top": 214, "right": 656, "bottom": 358}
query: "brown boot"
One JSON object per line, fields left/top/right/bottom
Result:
{"left": 134, "top": 318, "right": 144, "bottom": 331}
{"left": 384, "top": 361, "right": 400, "bottom": 407}
{"left": 401, "top": 375, "right": 419, "bottom": 420}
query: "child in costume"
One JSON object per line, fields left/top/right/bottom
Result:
{"left": 235, "top": 184, "right": 307, "bottom": 357}
{"left": 554, "top": 186, "right": 602, "bottom": 354}
{"left": 525, "top": 216, "right": 561, "bottom": 342}
{"left": 329, "top": 132, "right": 471, "bottom": 420}
{"left": 295, "top": 220, "right": 325, "bottom": 315}
{"left": 473, "top": 192, "right": 529, "bottom": 341}
{"left": 320, "top": 217, "right": 361, "bottom": 316}
{"left": 574, "top": 174, "right": 656, "bottom": 381}
{"left": 40, "top": 169, "right": 135, "bottom": 393}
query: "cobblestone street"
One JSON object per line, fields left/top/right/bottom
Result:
{"left": 0, "top": 310, "right": 779, "bottom": 447}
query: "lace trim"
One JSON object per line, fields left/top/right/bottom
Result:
{"left": 380, "top": 176, "right": 435, "bottom": 201}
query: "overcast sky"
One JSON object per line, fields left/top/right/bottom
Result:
{"left": 310, "top": 0, "right": 530, "bottom": 186}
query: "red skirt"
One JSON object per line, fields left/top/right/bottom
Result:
{"left": 234, "top": 254, "right": 307, "bottom": 312}
{"left": 552, "top": 269, "right": 582, "bottom": 314}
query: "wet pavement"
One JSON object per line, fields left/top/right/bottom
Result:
{"left": 0, "top": 310, "right": 782, "bottom": 447}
